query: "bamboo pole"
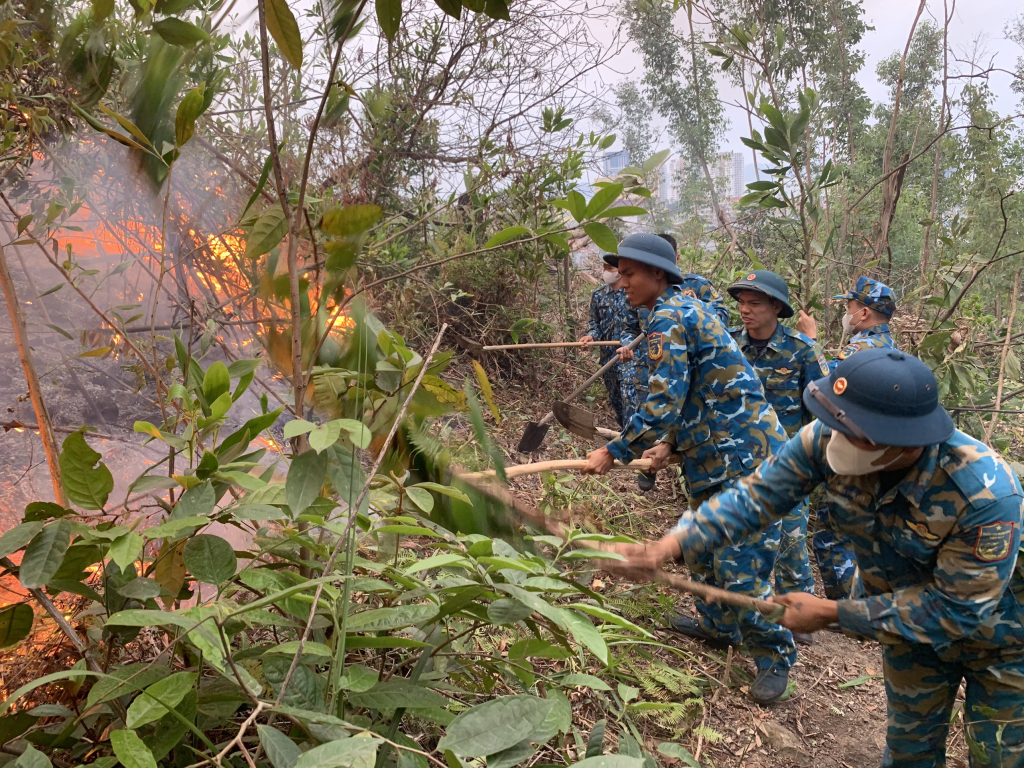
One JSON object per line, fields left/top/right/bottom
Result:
{"left": 460, "top": 457, "right": 677, "bottom": 480}
{"left": 482, "top": 341, "right": 620, "bottom": 351}
{"left": 0, "top": 242, "right": 68, "bottom": 505}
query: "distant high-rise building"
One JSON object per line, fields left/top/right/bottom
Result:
{"left": 602, "top": 150, "right": 630, "bottom": 178}
{"left": 713, "top": 151, "right": 745, "bottom": 198}
{"left": 733, "top": 152, "right": 745, "bottom": 197}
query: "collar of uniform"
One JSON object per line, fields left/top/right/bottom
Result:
{"left": 857, "top": 323, "right": 890, "bottom": 338}
{"left": 877, "top": 442, "right": 941, "bottom": 506}
{"left": 736, "top": 322, "right": 785, "bottom": 352}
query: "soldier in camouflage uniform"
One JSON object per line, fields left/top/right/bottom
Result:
{"left": 580, "top": 262, "right": 646, "bottom": 428}
{"left": 582, "top": 233, "right": 796, "bottom": 705}
{"left": 609, "top": 348, "right": 1024, "bottom": 766}
{"left": 798, "top": 275, "right": 900, "bottom": 599}
{"left": 726, "top": 271, "right": 830, "bottom": 624}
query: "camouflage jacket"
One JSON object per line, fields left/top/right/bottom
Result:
{"left": 587, "top": 285, "right": 642, "bottom": 365}
{"left": 673, "top": 421, "right": 1024, "bottom": 653}
{"left": 605, "top": 285, "right": 787, "bottom": 493}
{"left": 729, "top": 323, "right": 830, "bottom": 437}
{"left": 829, "top": 324, "right": 896, "bottom": 372}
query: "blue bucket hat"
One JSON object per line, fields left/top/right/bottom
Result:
{"left": 803, "top": 347, "right": 953, "bottom": 446}
{"left": 834, "top": 276, "right": 897, "bottom": 317}
{"left": 727, "top": 270, "right": 794, "bottom": 319}
{"left": 603, "top": 233, "right": 683, "bottom": 285}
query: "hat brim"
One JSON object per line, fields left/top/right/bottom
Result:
{"left": 802, "top": 377, "right": 955, "bottom": 447}
{"left": 607, "top": 248, "right": 683, "bottom": 285}
{"left": 727, "top": 283, "right": 794, "bottom": 319}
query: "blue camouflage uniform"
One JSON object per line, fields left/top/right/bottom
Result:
{"left": 605, "top": 284, "right": 796, "bottom": 672}
{"left": 815, "top": 277, "right": 900, "bottom": 600}
{"left": 586, "top": 284, "right": 646, "bottom": 428}
{"left": 672, "top": 422, "right": 1024, "bottom": 768}
{"left": 730, "top": 322, "right": 830, "bottom": 595}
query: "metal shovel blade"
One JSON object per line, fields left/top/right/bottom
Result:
{"left": 517, "top": 421, "right": 550, "bottom": 453}
{"left": 552, "top": 401, "right": 620, "bottom": 441}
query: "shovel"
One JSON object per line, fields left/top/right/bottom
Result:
{"left": 517, "top": 333, "right": 646, "bottom": 452}
{"left": 552, "top": 401, "right": 620, "bottom": 442}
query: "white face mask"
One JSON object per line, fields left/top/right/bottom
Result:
{"left": 841, "top": 311, "right": 859, "bottom": 335}
{"left": 602, "top": 270, "right": 620, "bottom": 285}
{"left": 825, "top": 431, "right": 908, "bottom": 476}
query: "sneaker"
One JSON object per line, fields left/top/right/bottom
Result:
{"left": 667, "top": 616, "right": 731, "bottom": 651}
{"left": 637, "top": 472, "right": 656, "bottom": 492}
{"left": 792, "top": 631, "right": 814, "bottom": 646}
{"left": 750, "top": 664, "right": 790, "bottom": 705}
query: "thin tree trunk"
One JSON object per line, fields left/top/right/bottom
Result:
{"left": 0, "top": 242, "right": 67, "bottom": 505}
{"left": 983, "top": 270, "right": 1020, "bottom": 445}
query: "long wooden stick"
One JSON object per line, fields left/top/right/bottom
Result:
{"left": 461, "top": 457, "right": 679, "bottom": 480}
{"left": 450, "top": 470, "right": 783, "bottom": 620}
{"left": 483, "top": 341, "right": 620, "bottom": 350}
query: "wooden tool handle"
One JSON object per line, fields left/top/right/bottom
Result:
{"left": 460, "top": 456, "right": 679, "bottom": 480}
{"left": 483, "top": 341, "right": 620, "bottom": 350}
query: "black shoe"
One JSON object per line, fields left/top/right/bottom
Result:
{"left": 667, "top": 616, "right": 731, "bottom": 651}
{"left": 637, "top": 472, "right": 656, "bottom": 492}
{"left": 750, "top": 664, "right": 790, "bottom": 705}
{"left": 792, "top": 631, "right": 814, "bottom": 646}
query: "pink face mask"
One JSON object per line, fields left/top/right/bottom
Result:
{"left": 602, "top": 270, "right": 619, "bottom": 285}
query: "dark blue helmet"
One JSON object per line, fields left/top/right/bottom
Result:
{"left": 604, "top": 233, "right": 683, "bottom": 285}
{"left": 803, "top": 348, "right": 954, "bottom": 446}
{"left": 727, "top": 270, "right": 794, "bottom": 319}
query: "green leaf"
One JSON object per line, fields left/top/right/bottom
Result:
{"left": 404, "top": 553, "right": 470, "bottom": 573}
{"left": 573, "top": 758, "right": 645, "bottom": 768}
{"left": 0, "top": 604, "right": 33, "bottom": 649}
{"left": 346, "top": 604, "right": 437, "bottom": 632}
{"left": 203, "top": 360, "right": 230, "bottom": 402}
{"left": 566, "top": 190, "right": 586, "bottom": 222}
{"left": 110, "top": 532, "right": 144, "bottom": 572}
{"left": 375, "top": 0, "right": 402, "bottom": 41}
{"left": 152, "top": 17, "right": 209, "bottom": 46}
{"left": 105, "top": 609, "right": 197, "bottom": 630}
{"left": 657, "top": 743, "right": 699, "bottom": 767}
{"left": 20, "top": 521, "right": 72, "bottom": 589}
{"left": 111, "top": 728, "right": 158, "bottom": 768}
{"left": 284, "top": 419, "right": 316, "bottom": 438}
{"left": 438, "top": 695, "right": 554, "bottom": 757}
{"left": 336, "top": 419, "right": 371, "bottom": 449}
{"left": 86, "top": 664, "right": 169, "bottom": 709}
{"left": 598, "top": 205, "right": 648, "bottom": 218}
{"left": 308, "top": 421, "right": 342, "bottom": 453}
{"left": 265, "top": 0, "right": 303, "bottom": 68}
{"left": 265, "top": 641, "right": 333, "bottom": 658}
{"left": 175, "top": 82, "right": 206, "bottom": 146}
{"left": 233, "top": 504, "right": 289, "bottom": 521}
{"left": 126, "top": 671, "right": 195, "bottom": 728}
{"left": 259, "top": 724, "right": 302, "bottom": 768}
{"left": 44, "top": 323, "right": 74, "bottom": 340}
{"left": 434, "top": 0, "right": 461, "bottom": 18}
{"left": 471, "top": 360, "right": 500, "bottom": 423}
{"left": 10, "top": 744, "right": 50, "bottom": 768}
{"left": 115, "top": 578, "right": 163, "bottom": 600}
{"left": 404, "top": 486, "right": 434, "bottom": 513}
{"left": 59, "top": 432, "right": 113, "bottom": 510}
{"left": 244, "top": 205, "right": 288, "bottom": 259}
{"left": 320, "top": 205, "right": 382, "bottom": 237}
{"left": 838, "top": 674, "right": 884, "bottom": 689}
{"left": 484, "top": 225, "right": 531, "bottom": 249}
{"left": 583, "top": 222, "right": 618, "bottom": 254}
{"left": 294, "top": 736, "right": 382, "bottom": 768}
{"left": 409, "top": 482, "right": 470, "bottom": 504}
{"left": 559, "top": 673, "right": 611, "bottom": 691}
{"left": 286, "top": 450, "right": 328, "bottom": 515}
{"left": 486, "top": 598, "right": 532, "bottom": 625}
{"left": 347, "top": 681, "right": 448, "bottom": 710}
{"left": 641, "top": 149, "right": 670, "bottom": 174}
{"left": 182, "top": 534, "right": 237, "bottom": 585}
{"left": 0, "top": 522, "right": 44, "bottom": 559}
{"left": 338, "top": 664, "right": 378, "bottom": 692}
{"left": 584, "top": 183, "right": 623, "bottom": 219}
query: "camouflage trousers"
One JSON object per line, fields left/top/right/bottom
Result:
{"left": 812, "top": 504, "right": 861, "bottom": 600}
{"left": 601, "top": 358, "right": 646, "bottom": 428}
{"left": 881, "top": 641, "right": 1024, "bottom": 767}
{"left": 684, "top": 482, "right": 798, "bottom": 672}
{"left": 774, "top": 498, "right": 815, "bottom": 595}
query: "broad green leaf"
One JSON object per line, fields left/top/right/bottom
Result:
{"left": 599, "top": 205, "right": 648, "bottom": 218}
{"left": 115, "top": 578, "right": 163, "bottom": 600}
{"left": 308, "top": 421, "right": 342, "bottom": 453}
{"left": 144, "top": 516, "right": 209, "bottom": 540}
{"left": 335, "top": 419, "right": 371, "bottom": 449}
{"left": 244, "top": 205, "right": 288, "bottom": 259}
{"left": 657, "top": 744, "right": 699, "bottom": 768}
{"left": 410, "top": 482, "right": 470, "bottom": 504}
{"left": 126, "top": 671, "right": 195, "bottom": 728}
{"left": 259, "top": 724, "right": 302, "bottom": 768}
{"left": 203, "top": 360, "right": 230, "bottom": 402}
{"left": 375, "top": 0, "right": 401, "bottom": 41}
{"left": 110, "top": 532, "right": 144, "bottom": 572}
{"left": 404, "top": 552, "right": 470, "bottom": 573}
{"left": 294, "top": 736, "right": 382, "bottom": 768}
{"left": 438, "top": 695, "right": 553, "bottom": 757}
{"left": 266, "top": 0, "right": 303, "bottom": 68}
{"left": 284, "top": 419, "right": 316, "bottom": 439}
{"left": 183, "top": 534, "right": 237, "bottom": 585}
{"left": 92, "top": 0, "right": 115, "bottom": 21}
{"left": 641, "top": 148, "right": 670, "bottom": 173}
{"left": 111, "top": 728, "right": 158, "bottom": 768}
{"left": 20, "top": 521, "right": 72, "bottom": 589}
{"left": 583, "top": 222, "right": 618, "bottom": 254}
{"left": 484, "top": 225, "right": 531, "bottom": 249}
{"left": 471, "top": 360, "right": 500, "bottom": 423}
{"left": 0, "top": 522, "right": 44, "bottom": 559}
{"left": 233, "top": 504, "right": 289, "bottom": 521}
{"left": 286, "top": 450, "right": 328, "bottom": 515}
{"left": 175, "top": 82, "right": 206, "bottom": 146}
{"left": 345, "top": 604, "right": 437, "bottom": 632}
{"left": 105, "top": 610, "right": 196, "bottom": 629}
{"left": 152, "top": 17, "right": 209, "bottom": 46}
{"left": 347, "top": 680, "right": 448, "bottom": 710}
{"left": 154, "top": 540, "right": 186, "bottom": 608}
{"left": 434, "top": 0, "right": 461, "bottom": 18}
{"left": 265, "top": 640, "right": 333, "bottom": 658}
{"left": 584, "top": 183, "right": 623, "bottom": 219}
{"left": 566, "top": 190, "right": 586, "bottom": 221}
{"left": 59, "top": 432, "right": 113, "bottom": 509}
{"left": 404, "top": 486, "right": 433, "bottom": 513}
{"left": 86, "top": 664, "right": 169, "bottom": 709}
{"left": 10, "top": 744, "right": 50, "bottom": 768}
{"left": 320, "top": 205, "right": 382, "bottom": 237}
{"left": 486, "top": 598, "right": 533, "bottom": 625}
{"left": 0, "top": 604, "right": 33, "bottom": 649}
{"left": 337, "top": 664, "right": 378, "bottom": 692}
{"left": 559, "top": 673, "right": 611, "bottom": 691}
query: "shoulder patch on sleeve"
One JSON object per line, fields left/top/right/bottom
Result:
{"left": 817, "top": 353, "right": 830, "bottom": 377}
{"left": 974, "top": 522, "right": 1014, "bottom": 562}
{"left": 648, "top": 332, "right": 664, "bottom": 361}
{"left": 837, "top": 344, "right": 860, "bottom": 360}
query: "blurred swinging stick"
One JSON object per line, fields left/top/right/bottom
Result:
{"left": 449, "top": 468, "right": 785, "bottom": 622}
